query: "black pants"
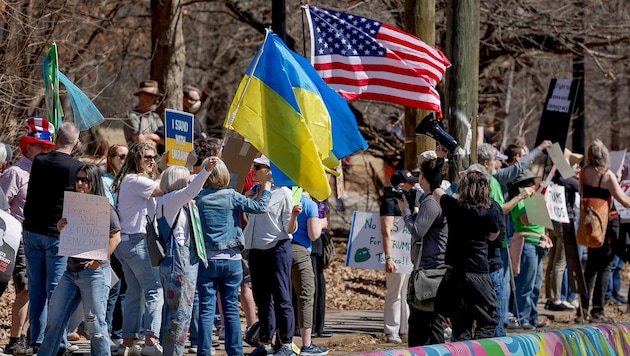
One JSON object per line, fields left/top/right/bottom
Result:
{"left": 438, "top": 270, "right": 498, "bottom": 341}
{"left": 407, "top": 308, "right": 444, "bottom": 346}
{"left": 250, "top": 239, "right": 295, "bottom": 344}
{"left": 580, "top": 223, "right": 616, "bottom": 316}
{"left": 311, "top": 253, "right": 327, "bottom": 333}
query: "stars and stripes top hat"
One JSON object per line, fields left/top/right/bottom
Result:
{"left": 19, "top": 116, "right": 56, "bottom": 155}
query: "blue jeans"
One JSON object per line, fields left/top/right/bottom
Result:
{"left": 489, "top": 267, "right": 506, "bottom": 337}
{"left": 562, "top": 243, "right": 584, "bottom": 302}
{"left": 114, "top": 233, "right": 163, "bottom": 339}
{"left": 23, "top": 231, "right": 69, "bottom": 345}
{"left": 38, "top": 266, "right": 112, "bottom": 356}
{"left": 514, "top": 242, "right": 543, "bottom": 325}
{"left": 606, "top": 255, "right": 624, "bottom": 300}
{"left": 197, "top": 259, "right": 243, "bottom": 356}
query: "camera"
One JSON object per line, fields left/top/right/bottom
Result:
{"left": 384, "top": 186, "right": 407, "bottom": 200}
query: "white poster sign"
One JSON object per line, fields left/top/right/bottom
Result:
{"left": 544, "top": 184, "right": 570, "bottom": 223}
{"left": 346, "top": 212, "right": 412, "bottom": 274}
{"left": 614, "top": 180, "right": 630, "bottom": 224}
{"left": 59, "top": 191, "right": 110, "bottom": 260}
{"left": 0, "top": 210, "right": 21, "bottom": 284}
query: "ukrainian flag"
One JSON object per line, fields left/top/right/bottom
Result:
{"left": 225, "top": 31, "right": 366, "bottom": 200}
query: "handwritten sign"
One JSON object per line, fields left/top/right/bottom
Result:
{"left": 59, "top": 191, "right": 110, "bottom": 260}
{"left": 614, "top": 180, "right": 630, "bottom": 224}
{"left": 544, "top": 184, "right": 570, "bottom": 223}
{"left": 165, "top": 109, "right": 194, "bottom": 166}
{"left": 346, "top": 212, "right": 412, "bottom": 274}
{"left": 546, "top": 79, "right": 572, "bottom": 113}
{"left": 0, "top": 210, "right": 21, "bottom": 284}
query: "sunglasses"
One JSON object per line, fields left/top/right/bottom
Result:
{"left": 144, "top": 155, "right": 158, "bottom": 161}
{"left": 75, "top": 177, "right": 91, "bottom": 183}
{"left": 254, "top": 164, "right": 269, "bottom": 170}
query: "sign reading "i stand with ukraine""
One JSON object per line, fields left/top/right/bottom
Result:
{"left": 165, "top": 109, "right": 194, "bottom": 166}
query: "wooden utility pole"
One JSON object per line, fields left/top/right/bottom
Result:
{"left": 444, "top": 0, "right": 480, "bottom": 170}
{"left": 403, "top": 0, "right": 436, "bottom": 170}
{"left": 272, "top": 0, "right": 287, "bottom": 42}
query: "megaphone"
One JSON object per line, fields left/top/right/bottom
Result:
{"left": 415, "top": 113, "right": 459, "bottom": 152}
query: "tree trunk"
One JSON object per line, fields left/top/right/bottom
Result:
{"left": 403, "top": 0, "right": 436, "bottom": 171}
{"left": 151, "top": 0, "right": 185, "bottom": 116}
{"left": 610, "top": 67, "right": 619, "bottom": 150}
{"left": 444, "top": 0, "right": 480, "bottom": 171}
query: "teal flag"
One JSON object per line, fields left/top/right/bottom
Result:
{"left": 188, "top": 202, "right": 208, "bottom": 268}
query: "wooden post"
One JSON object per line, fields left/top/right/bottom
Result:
{"left": 403, "top": 0, "right": 436, "bottom": 171}
{"left": 444, "top": 0, "right": 480, "bottom": 171}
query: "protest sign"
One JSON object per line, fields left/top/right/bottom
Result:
{"left": 346, "top": 212, "right": 412, "bottom": 274}
{"left": 614, "top": 180, "right": 630, "bottom": 224}
{"left": 535, "top": 79, "right": 580, "bottom": 150}
{"left": 610, "top": 150, "right": 626, "bottom": 179}
{"left": 523, "top": 191, "right": 554, "bottom": 229}
{"left": 222, "top": 131, "right": 258, "bottom": 193}
{"left": 0, "top": 210, "right": 21, "bottom": 285}
{"left": 59, "top": 191, "right": 110, "bottom": 260}
{"left": 548, "top": 143, "right": 574, "bottom": 179}
{"left": 544, "top": 184, "right": 570, "bottom": 223}
{"left": 165, "top": 109, "right": 194, "bottom": 166}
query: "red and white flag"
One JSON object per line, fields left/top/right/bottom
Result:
{"left": 305, "top": 5, "right": 451, "bottom": 116}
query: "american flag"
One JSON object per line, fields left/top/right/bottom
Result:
{"left": 306, "top": 5, "right": 450, "bottom": 116}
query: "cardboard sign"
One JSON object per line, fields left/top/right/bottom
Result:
{"left": 523, "top": 191, "right": 554, "bottom": 229}
{"left": 0, "top": 210, "right": 21, "bottom": 284}
{"left": 614, "top": 180, "right": 630, "bottom": 224}
{"left": 544, "top": 184, "right": 570, "bottom": 223}
{"left": 346, "top": 212, "right": 412, "bottom": 274}
{"left": 222, "top": 132, "right": 258, "bottom": 193}
{"left": 610, "top": 150, "right": 626, "bottom": 179}
{"left": 59, "top": 192, "right": 111, "bottom": 260}
{"left": 165, "top": 109, "right": 194, "bottom": 166}
{"left": 535, "top": 79, "right": 580, "bottom": 150}
{"left": 548, "top": 143, "right": 574, "bottom": 179}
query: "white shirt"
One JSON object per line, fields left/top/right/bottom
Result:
{"left": 117, "top": 174, "right": 158, "bottom": 234}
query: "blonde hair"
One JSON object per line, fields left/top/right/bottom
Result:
{"left": 203, "top": 158, "right": 230, "bottom": 189}
{"left": 160, "top": 166, "right": 190, "bottom": 194}
{"left": 586, "top": 139, "right": 610, "bottom": 174}
{"left": 106, "top": 144, "right": 128, "bottom": 174}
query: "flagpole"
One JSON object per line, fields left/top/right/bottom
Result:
{"left": 226, "top": 29, "right": 271, "bottom": 129}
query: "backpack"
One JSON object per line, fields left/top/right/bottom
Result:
{"left": 321, "top": 231, "right": 335, "bottom": 269}
{"left": 576, "top": 197, "right": 609, "bottom": 248}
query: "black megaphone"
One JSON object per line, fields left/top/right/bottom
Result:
{"left": 415, "top": 113, "right": 459, "bottom": 152}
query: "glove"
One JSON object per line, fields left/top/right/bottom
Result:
{"left": 427, "top": 158, "right": 444, "bottom": 192}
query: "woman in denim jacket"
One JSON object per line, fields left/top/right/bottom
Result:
{"left": 195, "top": 159, "right": 272, "bottom": 356}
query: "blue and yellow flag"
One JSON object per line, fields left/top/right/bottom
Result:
{"left": 225, "top": 31, "right": 366, "bottom": 200}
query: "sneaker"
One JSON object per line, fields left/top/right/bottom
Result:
{"left": 68, "top": 332, "right": 80, "bottom": 342}
{"left": 5, "top": 337, "right": 21, "bottom": 354}
{"left": 111, "top": 339, "right": 124, "bottom": 353}
{"left": 77, "top": 325, "right": 91, "bottom": 340}
{"left": 590, "top": 313, "right": 614, "bottom": 324}
{"left": 386, "top": 335, "right": 402, "bottom": 343}
{"left": 534, "top": 321, "right": 548, "bottom": 328}
{"left": 117, "top": 344, "right": 143, "bottom": 356}
{"left": 570, "top": 300, "right": 580, "bottom": 308}
{"left": 561, "top": 301, "right": 576, "bottom": 310}
{"left": 547, "top": 301, "right": 574, "bottom": 311}
{"left": 505, "top": 319, "right": 520, "bottom": 329}
{"left": 141, "top": 342, "right": 164, "bottom": 356}
{"left": 249, "top": 344, "right": 273, "bottom": 356}
{"left": 211, "top": 339, "right": 220, "bottom": 348}
{"left": 300, "top": 343, "right": 329, "bottom": 356}
{"left": 273, "top": 344, "right": 296, "bottom": 356}
{"left": 187, "top": 346, "right": 197, "bottom": 354}
{"left": 521, "top": 323, "right": 534, "bottom": 330}
{"left": 12, "top": 340, "right": 34, "bottom": 355}
{"left": 68, "top": 344, "right": 80, "bottom": 352}
{"left": 218, "top": 326, "right": 225, "bottom": 340}
{"left": 614, "top": 295, "right": 628, "bottom": 304}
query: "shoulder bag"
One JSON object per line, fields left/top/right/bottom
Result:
{"left": 407, "top": 237, "right": 446, "bottom": 312}
{"left": 146, "top": 207, "right": 181, "bottom": 267}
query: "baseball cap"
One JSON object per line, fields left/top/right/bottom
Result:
{"left": 253, "top": 155, "right": 270, "bottom": 167}
{"left": 390, "top": 170, "right": 418, "bottom": 186}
